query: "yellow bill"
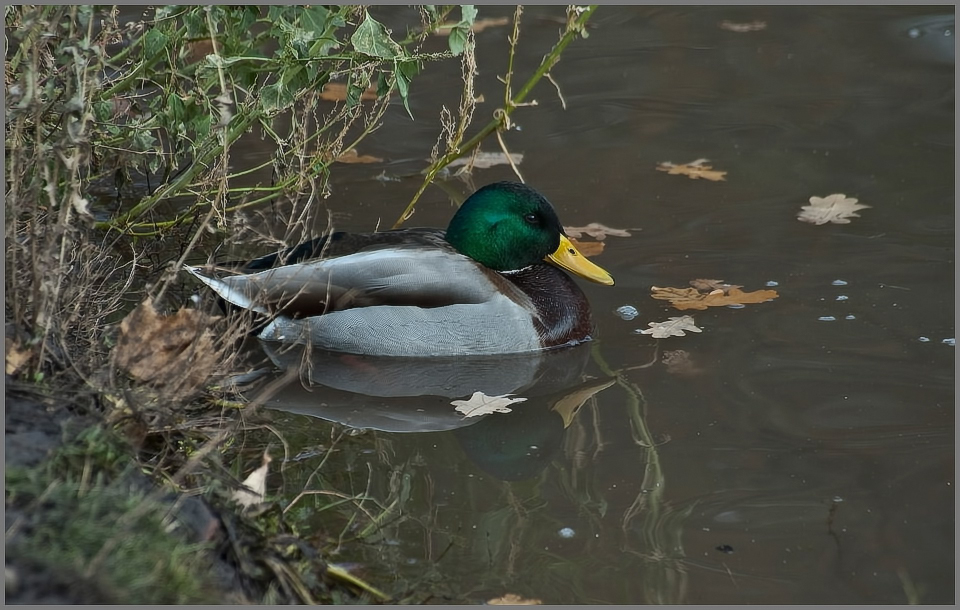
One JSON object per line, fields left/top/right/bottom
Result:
{"left": 547, "top": 234, "right": 615, "bottom": 285}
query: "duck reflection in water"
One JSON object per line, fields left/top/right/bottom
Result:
{"left": 238, "top": 340, "right": 615, "bottom": 481}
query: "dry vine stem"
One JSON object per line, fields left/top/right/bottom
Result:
{"left": 392, "top": 4, "right": 599, "bottom": 228}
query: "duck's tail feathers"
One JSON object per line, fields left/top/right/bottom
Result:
{"left": 184, "top": 265, "right": 270, "bottom": 315}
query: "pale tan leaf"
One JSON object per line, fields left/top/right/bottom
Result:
{"left": 434, "top": 17, "right": 511, "bottom": 35}
{"left": 650, "top": 285, "right": 779, "bottom": 310}
{"left": 452, "top": 391, "right": 526, "bottom": 418}
{"left": 719, "top": 20, "right": 767, "bottom": 32}
{"left": 5, "top": 338, "right": 31, "bottom": 375}
{"left": 447, "top": 151, "right": 524, "bottom": 170}
{"left": 563, "top": 222, "right": 633, "bottom": 240}
{"left": 662, "top": 349, "right": 701, "bottom": 376}
{"left": 569, "top": 237, "right": 605, "bottom": 258}
{"left": 689, "top": 278, "right": 743, "bottom": 292}
{"left": 232, "top": 451, "right": 272, "bottom": 508}
{"left": 798, "top": 193, "right": 870, "bottom": 225}
{"left": 334, "top": 149, "right": 383, "bottom": 164}
{"left": 488, "top": 593, "right": 542, "bottom": 605}
{"left": 656, "top": 158, "right": 727, "bottom": 181}
{"left": 638, "top": 315, "right": 703, "bottom": 338}
{"left": 319, "top": 82, "right": 378, "bottom": 102}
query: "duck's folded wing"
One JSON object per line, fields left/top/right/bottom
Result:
{"left": 186, "top": 248, "right": 528, "bottom": 317}
{"left": 260, "top": 297, "right": 544, "bottom": 356}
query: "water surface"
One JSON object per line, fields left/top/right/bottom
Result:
{"left": 227, "top": 6, "right": 953, "bottom": 604}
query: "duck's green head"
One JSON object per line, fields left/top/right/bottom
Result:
{"left": 445, "top": 182, "right": 615, "bottom": 285}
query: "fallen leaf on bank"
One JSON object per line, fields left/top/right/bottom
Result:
{"left": 5, "top": 338, "right": 31, "bottom": 376}
{"left": 662, "top": 349, "right": 701, "bottom": 376}
{"left": 447, "top": 151, "right": 524, "bottom": 170}
{"left": 319, "top": 82, "right": 378, "bottom": 102}
{"left": 569, "top": 238, "right": 605, "bottom": 257}
{"left": 689, "top": 278, "right": 743, "bottom": 292}
{"left": 797, "top": 193, "right": 870, "bottom": 225}
{"left": 434, "top": 16, "right": 511, "bottom": 35}
{"left": 656, "top": 158, "right": 727, "bottom": 181}
{"left": 564, "top": 222, "right": 634, "bottom": 240}
{"left": 113, "top": 299, "right": 221, "bottom": 397}
{"left": 638, "top": 315, "right": 703, "bottom": 338}
{"left": 452, "top": 392, "right": 526, "bottom": 418}
{"left": 650, "top": 285, "right": 779, "bottom": 310}
{"left": 232, "top": 451, "right": 272, "bottom": 508}
{"left": 488, "top": 593, "right": 542, "bottom": 605}
{"left": 719, "top": 20, "right": 767, "bottom": 32}
{"left": 334, "top": 149, "right": 383, "bottom": 164}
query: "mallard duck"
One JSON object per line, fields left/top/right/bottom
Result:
{"left": 186, "top": 181, "right": 614, "bottom": 357}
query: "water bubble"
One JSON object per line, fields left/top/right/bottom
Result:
{"left": 836, "top": 295, "right": 849, "bottom": 301}
{"left": 832, "top": 496, "right": 844, "bottom": 503}
{"left": 558, "top": 527, "right": 575, "bottom": 539}
{"left": 919, "top": 336, "right": 931, "bottom": 343}
{"left": 831, "top": 279, "right": 848, "bottom": 286}
{"left": 726, "top": 304, "right": 746, "bottom": 309}
{"left": 818, "top": 316, "right": 836, "bottom": 322}
{"left": 907, "top": 27, "right": 922, "bottom": 38}
{"left": 615, "top": 305, "right": 639, "bottom": 320}
{"left": 765, "top": 280, "right": 779, "bottom": 287}
{"left": 845, "top": 315, "right": 856, "bottom": 320}
{"left": 943, "top": 338, "right": 956, "bottom": 346}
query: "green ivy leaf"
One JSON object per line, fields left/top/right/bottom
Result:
{"left": 166, "top": 92, "right": 186, "bottom": 123}
{"left": 142, "top": 28, "right": 169, "bottom": 58}
{"left": 261, "top": 82, "right": 293, "bottom": 114}
{"left": 350, "top": 13, "right": 401, "bottom": 59}
{"left": 395, "top": 59, "right": 419, "bottom": 119}
{"left": 448, "top": 5, "right": 477, "bottom": 56}
{"left": 300, "top": 5, "right": 330, "bottom": 37}
{"left": 376, "top": 71, "right": 391, "bottom": 98}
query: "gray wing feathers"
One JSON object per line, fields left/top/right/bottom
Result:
{"left": 186, "top": 249, "right": 518, "bottom": 310}
{"left": 260, "top": 295, "right": 543, "bottom": 356}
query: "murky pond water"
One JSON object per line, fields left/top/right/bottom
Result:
{"left": 213, "top": 6, "right": 953, "bottom": 604}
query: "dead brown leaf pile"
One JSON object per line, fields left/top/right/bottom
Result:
{"left": 113, "top": 299, "right": 222, "bottom": 398}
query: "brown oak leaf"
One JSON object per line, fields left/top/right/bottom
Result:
{"left": 113, "top": 299, "right": 221, "bottom": 397}
{"left": 650, "top": 285, "right": 778, "bottom": 310}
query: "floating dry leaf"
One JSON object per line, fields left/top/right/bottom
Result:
{"left": 5, "top": 338, "right": 31, "bottom": 376}
{"left": 639, "top": 315, "right": 703, "bottom": 338}
{"left": 319, "top": 82, "right": 378, "bottom": 102}
{"left": 447, "top": 151, "right": 524, "bottom": 170}
{"left": 434, "top": 16, "right": 511, "bottom": 35}
{"left": 650, "top": 285, "right": 779, "bottom": 311}
{"left": 569, "top": 237, "right": 605, "bottom": 258}
{"left": 232, "top": 451, "right": 272, "bottom": 508}
{"left": 689, "top": 278, "right": 743, "bottom": 292}
{"left": 334, "top": 149, "right": 383, "bottom": 164}
{"left": 564, "top": 222, "right": 634, "bottom": 240}
{"left": 656, "top": 158, "right": 727, "bottom": 181}
{"left": 719, "top": 20, "right": 767, "bottom": 32}
{"left": 488, "top": 593, "right": 542, "bottom": 605}
{"left": 452, "top": 392, "right": 527, "bottom": 418}
{"left": 113, "top": 299, "right": 221, "bottom": 397}
{"left": 662, "top": 349, "right": 701, "bottom": 376}
{"left": 797, "top": 193, "right": 870, "bottom": 225}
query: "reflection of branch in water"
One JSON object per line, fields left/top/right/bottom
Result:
{"left": 590, "top": 342, "right": 689, "bottom": 605}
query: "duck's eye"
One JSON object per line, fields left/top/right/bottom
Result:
{"left": 523, "top": 213, "right": 539, "bottom": 225}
